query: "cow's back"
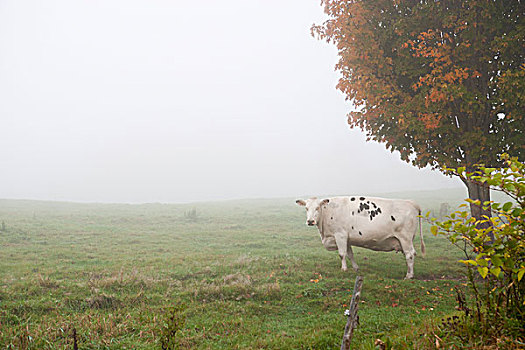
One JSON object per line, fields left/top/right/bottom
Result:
{"left": 320, "top": 196, "right": 419, "bottom": 250}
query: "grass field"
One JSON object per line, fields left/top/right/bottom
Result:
{"left": 0, "top": 189, "right": 479, "bottom": 349}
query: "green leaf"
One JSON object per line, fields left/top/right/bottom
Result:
{"left": 504, "top": 183, "right": 516, "bottom": 193}
{"left": 502, "top": 202, "right": 513, "bottom": 212}
{"left": 490, "top": 267, "right": 501, "bottom": 278}
{"left": 430, "top": 226, "right": 438, "bottom": 235}
{"left": 459, "top": 259, "right": 477, "bottom": 266}
{"left": 491, "top": 256, "right": 503, "bottom": 267}
{"left": 478, "top": 266, "right": 489, "bottom": 279}
{"left": 518, "top": 268, "right": 525, "bottom": 282}
{"left": 486, "top": 179, "right": 498, "bottom": 186}
{"left": 476, "top": 258, "right": 488, "bottom": 267}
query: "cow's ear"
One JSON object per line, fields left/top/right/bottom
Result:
{"left": 296, "top": 199, "right": 306, "bottom": 206}
{"left": 320, "top": 199, "right": 330, "bottom": 206}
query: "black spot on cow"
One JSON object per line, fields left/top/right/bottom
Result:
{"left": 372, "top": 202, "right": 377, "bottom": 208}
{"left": 371, "top": 211, "right": 376, "bottom": 218}
{"left": 352, "top": 226, "right": 354, "bottom": 230}
{"left": 369, "top": 215, "right": 373, "bottom": 221}
{"left": 351, "top": 197, "right": 356, "bottom": 201}
{"left": 352, "top": 211, "right": 354, "bottom": 215}
{"left": 377, "top": 208, "right": 382, "bottom": 214}
{"left": 360, "top": 197, "right": 365, "bottom": 201}
{"left": 364, "top": 203, "right": 370, "bottom": 210}
{"left": 331, "top": 217, "right": 333, "bottom": 220}
{"left": 391, "top": 215, "right": 396, "bottom": 221}
{"left": 359, "top": 231, "right": 362, "bottom": 236}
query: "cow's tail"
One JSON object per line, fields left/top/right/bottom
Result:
{"left": 418, "top": 209, "right": 426, "bottom": 258}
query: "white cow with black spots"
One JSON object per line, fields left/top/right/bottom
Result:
{"left": 296, "top": 196, "right": 425, "bottom": 279}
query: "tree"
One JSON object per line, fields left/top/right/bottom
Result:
{"left": 312, "top": 0, "right": 524, "bottom": 219}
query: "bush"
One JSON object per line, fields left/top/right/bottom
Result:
{"left": 430, "top": 154, "right": 524, "bottom": 344}
{"left": 158, "top": 303, "right": 187, "bottom": 350}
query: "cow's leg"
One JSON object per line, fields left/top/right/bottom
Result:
{"left": 334, "top": 232, "right": 348, "bottom": 271}
{"left": 347, "top": 244, "right": 359, "bottom": 272}
{"left": 400, "top": 240, "right": 416, "bottom": 279}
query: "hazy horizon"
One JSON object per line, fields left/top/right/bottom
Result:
{"left": 0, "top": 0, "right": 463, "bottom": 204}
{"left": 0, "top": 187, "right": 470, "bottom": 206}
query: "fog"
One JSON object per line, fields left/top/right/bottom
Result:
{"left": 0, "top": 0, "right": 462, "bottom": 203}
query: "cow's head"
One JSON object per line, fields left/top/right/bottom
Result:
{"left": 295, "top": 197, "right": 330, "bottom": 226}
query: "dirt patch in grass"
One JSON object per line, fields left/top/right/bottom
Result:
{"left": 234, "top": 254, "right": 260, "bottom": 266}
{"left": 86, "top": 293, "right": 122, "bottom": 309}
{"left": 223, "top": 273, "right": 252, "bottom": 285}
{"left": 37, "top": 274, "right": 60, "bottom": 289}
{"left": 193, "top": 273, "right": 253, "bottom": 301}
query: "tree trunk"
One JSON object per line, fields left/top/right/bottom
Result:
{"left": 464, "top": 177, "right": 494, "bottom": 241}
{"left": 465, "top": 178, "right": 491, "bottom": 221}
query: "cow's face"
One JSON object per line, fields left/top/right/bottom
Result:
{"left": 296, "top": 198, "right": 329, "bottom": 226}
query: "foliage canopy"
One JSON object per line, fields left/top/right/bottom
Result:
{"left": 312, "top": 0, "right": 524, "bottom": 170}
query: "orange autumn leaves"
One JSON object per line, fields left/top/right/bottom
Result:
{"left": 310, "top": 272, "right": 323, "bottom": 284}
{"left": 313, "top": 0, "right": 524, "bottom": 170}
{"left": 403, "top": 29, "right": 482, "bottom": 130}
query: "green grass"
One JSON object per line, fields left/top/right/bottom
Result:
{"left": 0, "top": 190, "right": 473, "bottom": 349}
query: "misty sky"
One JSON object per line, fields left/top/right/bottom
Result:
{"left": 0, "top": 0, "right": 462, "bottom": 203}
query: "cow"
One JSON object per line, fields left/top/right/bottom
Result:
{"left": 295, "top": 196, "right": 425, "bottom": 279}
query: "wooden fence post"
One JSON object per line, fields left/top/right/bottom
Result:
{"left": 340, "top": 275, "right": 364, "bottom": 350}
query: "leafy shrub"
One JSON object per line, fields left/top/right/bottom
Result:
{"left": 430, "top": 154, "right": 524, "bottom": 344}
{"left": 158, "top": 303, "right": 186, "bottom": 350}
